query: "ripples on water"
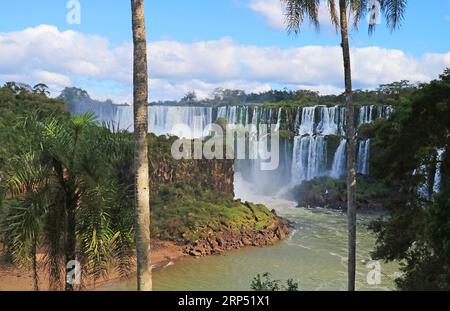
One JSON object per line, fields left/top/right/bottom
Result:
{"left": 114, "top": 175, "right": 399, "bottom": 291}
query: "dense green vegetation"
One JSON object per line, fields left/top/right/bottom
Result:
{"left": 1, "top": 71, "right": 449, "bottom": 291}
{"left": 0, "top": 86, "right": 135, "bottom": 289}
{"left": 284, "top": 70, "right": 450, "bottom": 290}
{"left": 289, "top": 176, "right": 390, "bottom": 210}
{"left": 152, "top": 184, "right": 278, "bottom": 242}
{"left": 250, "top": 273, "right": 299, "bottom": 291}
{"left": 369, "top": 69, "right": 450, "bottom": 290}
{"left": 0, "top": 82, "right": 281, "bottom": 290}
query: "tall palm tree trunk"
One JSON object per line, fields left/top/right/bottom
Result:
{"left": 131, "top": 0, "right": 152, "bottom": 291}
{"left": 65, "top": 193, "right": 77, "bottom": 291}
{"left": 339, "top": 0, "right": 357, "bottom": 292}
{"left": 32, "top": 236, "right": 39, "bottom": 291}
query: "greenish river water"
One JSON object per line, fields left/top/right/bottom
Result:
{"left": 112, "top": 177, "right": 400, "bottom": 291}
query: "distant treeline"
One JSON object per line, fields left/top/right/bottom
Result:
{"left": 150, "top": 80, "right": 417, "bottom": 108}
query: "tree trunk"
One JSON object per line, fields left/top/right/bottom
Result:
{"left": 32, "top": 236, "right": 39, "bottom": 291}
{"left": 339, "top": 0, "right": 357, "bottom": 292}
{"left": 65, "top": 193, "right": 77, "bottom": 291}
{"left": 131, "top": 0, "right": 152, "bottom": 291}
{"left": 54, "top": 159, "right": 77, "bottom": 292}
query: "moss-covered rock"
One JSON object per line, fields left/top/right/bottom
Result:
{"left": 151, "top": 183, "right": 288, "bottom": 245}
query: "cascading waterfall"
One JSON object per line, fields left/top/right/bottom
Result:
{"left": 291, "top": 136, "right": 327, "bottom": 184}
{"left": 317, "top": 106, "right": 338, "bottom": 136}
{"left": 359, "top": 105, "right": 375, "bottom": 125}
{"left": 148, "top": 106, "right": 213, "bottom": 138}
{"left": 299, "top": 107, "right": 316, "bottom": 136}
{"left": 330, "top": 139, "right": 347, "bottom": 179}
{"left": 433, "top": 148, "right": 445, "bottom": 193}
{"left": 69, "top": 100, "right": 393, "bottom": 192}
{"left": 357, "top": 139, "right": 371, "bottom": 175}
{"left": 274, "top": 108, "right": 282, "bottom": 132}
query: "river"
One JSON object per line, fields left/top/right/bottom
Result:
{"left": 112, "top": 174, "right": 399, "bottom": 291}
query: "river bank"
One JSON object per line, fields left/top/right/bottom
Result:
{"left": 0, "top": 213, "right": 289, "bottom": 291}
{"left": 101, "top": 196, "right": 400, "bottom": 291}
{"left": 0, "top": 240, "right": 184, "bottom": 291}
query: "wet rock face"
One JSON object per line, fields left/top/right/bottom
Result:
{"left": 151, "top": 157, "right": 234, "bottom": 195}
{"left": 183, "top": 217, "right": 290, "bottom": 257}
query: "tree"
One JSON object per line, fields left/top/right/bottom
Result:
{"left": 33, "top": 84, "right": 50, "bottom": 96}
{"left": 1, "top": 112, "right": 136, "bottom": 291}
{"left": 281, "top": 0, "right": 407, "bottom": 291}
{"left": 181, "top": 91, "right": 198, "bottom": 104}
{"left": 371, "top": 70, "right": 450, "bottom": 290}
{"left": 131, "top": 0, "right": 152, "bottom": 291}
{"left": 3, "top": 151, "right": 50, "bottom": 291}
{"left": 250, "top": 273, "right": 299, "bottom": 291}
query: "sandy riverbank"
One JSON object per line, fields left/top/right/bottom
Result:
{"left": 0, "top": 240, "right": 186, "bottom": 291}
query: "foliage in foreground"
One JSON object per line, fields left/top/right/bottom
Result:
{"left": 1, "top": 108, "right": 135, "bottom": 290}
{"left": 0, "top": 82, "right": 280, "bottom": 290}
{"left": 251, "top": 273, "right": 299, "bottom": 291}
{"left": 370, "top": 69, "right": 450, "bottom": 290}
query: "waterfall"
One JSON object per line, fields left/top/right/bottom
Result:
{"left": 338, "top": 106, "right": 347, "bottom": 136}
{"left": 299, "top": 107, "right": 316, "bottom": 136}
{"left": 291, "top": 136, "right": 327, "bottom": 184}
{"left": 147, "top": 106, "right": 213, "bottom": 139}
{"left": 317, "top": 106, "right": 338, "bottom": 136}
{"left": 274, "top": 108, "right": 282, "bottom": 132}
{"left": 357, "top": 139, "right": 371, "bottom": 175}
{"left": 330, "top": 139, "right": 347, "bottom": 179}
{"left": 433, "top": 148, "right": 445, "bottom": 193}
{"left": 114, "top": 105, "right": 134, "bottom": 131}
{"left": 68, "top": 100, "right": 393, "bottom": 191}
{"left": 359, "top": 105, "right": 376, "bottom": 125}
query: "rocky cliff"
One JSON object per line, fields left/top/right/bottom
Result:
{"left": 148, "top": 134, "right": 234, "bottom": 195}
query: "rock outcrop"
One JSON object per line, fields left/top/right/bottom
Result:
{"left": 184, "top": 212, "right": 289, "bottom": 257}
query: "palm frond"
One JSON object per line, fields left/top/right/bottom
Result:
{"left": 380, "top": 0, "right": 407, "bottom": 31}
{"left": 282, "top": 0, "right": 321, "bottom": 35}
{"left": 327, "top": 0, "right": 339, "bottom": 31}
{"left": 349, "top": 0, "right": 367, "bottom": 30}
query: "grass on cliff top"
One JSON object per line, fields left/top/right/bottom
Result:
{"left": 151, "top": 183, "right": 278, "bottom": 243}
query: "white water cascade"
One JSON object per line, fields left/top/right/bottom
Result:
{"left": 433, "top": 148, "right": 445, "bottom": 193}
{"left": 299, "top": 107, "right": 316, "bottom": 136}
{"left": 291, "top": 136, "right": 327, "bottom": 184}
{"left": 330, "top": 139, "right": 347, "bottom": 179}
{"left": 357, "top": 139, "right": 371, "bottom": 175}
{"left": 68, "top": 101, "right": 393, "bottom": 192}
{"left": 148, "top": 106, "right": 214, "bottom": 139}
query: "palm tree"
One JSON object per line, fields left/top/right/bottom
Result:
{"left": 1, "top": 113, "right": 136, "bottom": 290}
{"left": 131, "top": 0, "right": 152, "bottom": 291}
{"left": 3, "top": 151, "right": 50, "bottom": 291}
{"left": 281, "top": 0, "right": 407, "bottom": 291}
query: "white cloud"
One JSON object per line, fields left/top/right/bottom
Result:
{"left": 1, "top": 25, "right": 450, "bottom": 102}
{"left": 445, "top": 15, "right": 450, "bottom": 22}
{"left": 247, "top": 0, "right": 285, "bottom": 30}
{"left": 32, "top": 70, "right": 72, "bottom": 87}
{"left": 150, "top": 79, "right": 272, "bottom": 101}
{"left": 297, "top": 84, "right": 343, "bottom": 95}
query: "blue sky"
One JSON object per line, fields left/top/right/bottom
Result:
{"left": 1, "top": 0, "right": 450, "bottom": 102}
